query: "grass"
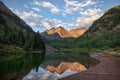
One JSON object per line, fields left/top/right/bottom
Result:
{"left": 0, "top": 54, "right": 24, "bottom": 62}
{"left": 0, "top": 44, "right": 24, "bottom": 53}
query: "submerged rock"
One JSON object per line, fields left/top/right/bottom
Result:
{"left": 45, "top": 62, "right": 87, "bottom": 74}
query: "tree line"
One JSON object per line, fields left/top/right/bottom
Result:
{"left": 0, "top": 17, "right": 45, "bottom": 51}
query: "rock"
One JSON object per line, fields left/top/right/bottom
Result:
{"left": 45, "top": 62, "right": 87, "bottom": 74}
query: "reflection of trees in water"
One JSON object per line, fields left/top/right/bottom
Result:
{"left": 0, "top": 52, "right": 45, "bottom": 78}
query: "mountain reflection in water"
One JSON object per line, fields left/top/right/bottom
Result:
{"left": 23, "top": 67, "right": 77, "bottom": 80}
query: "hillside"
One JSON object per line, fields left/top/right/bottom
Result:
{"left": 69, "top": 5, "right": 120, "bottom": 49}
{"left": 0, "top": 1, "right": 45, "bottom": 54}
{"left": 41, "top": 26, "right": 86, "bottom": 40}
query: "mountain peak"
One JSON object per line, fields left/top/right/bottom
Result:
{"left": 56, "top": 26, "right": 65, "bottom": 29}
{"left": 0, "top": 1, "right": 10, "bottom": 12}
{"left": 104, "top": 5, "right": 120, "bottom": 16}
{"left": 41, "top": 27, "right": 86, "bottom": 39}
{"left": 0, "top": 1, "right": 4, "bottom": 5}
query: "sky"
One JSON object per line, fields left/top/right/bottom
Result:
{"left": 1, "top": 0, "right": 120, "bottom": 32}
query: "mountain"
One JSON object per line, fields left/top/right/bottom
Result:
{"left": 41, "top": 26, "right": 86, "bottom": 40}
{"left": 85, "top": 5, "right": 120, "bottom": 37}
{"left": 0, "top": 1, "right": 45, "bottom": 53}
{"left": 68, "top": 28, "right": 86, "bottom": 38}
{"left": 69, "top": 5, "right": 120, "bottom": 48}
{"left": 0, "top": 1, "right": 33, "bottom": 32}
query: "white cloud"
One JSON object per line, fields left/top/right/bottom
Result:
{"left": 32, "top": 7, "right": 40, "bottom": 12}
{"left": 51, "top": 7, "right": 60, "bottom": 14}
{"left": 33, "top": 1, "right": 41, "bottom": 6}
{"left": 81, "top": 0, "right": 96, "bottom": 7}
{"left": 33, "top": 1, "right": 60, "bottom": 14}
{"left": 24, "top": 4, "right": 28, "bottom": 8}
{"left": 64, "top": 0, "right": 97, "bottom": 14}
{"left": 29, "top": 22, "right": 37, "bottom": 26}
{"left": 41, "top": 2, "right": 60, "bottom": 14}
{"left": 20, "top": 11, "right": 42, "bottom": 20}
{"left": 62, "top": 0, "right": 101, "bottom": 29}
{"left": 62, "top": 13, "right": 67, "bottom": 17}
{"left": 41, "top": 19, "right": 55, "bottom": 29}
{"left": 10, "top": 9, "right": 23, "bottom": 16}
{"left": 41, "top": 19, "right": 64, "bottom": 29}
{"left": 76, "top": 14, "right": 101, "bottom": 29}
{"left": 80, "top": 8, "right": 101, "bottom": 16}
{"left": 42, "top": 2, "right": 54, "bottom": 8}
{"left": 76, "top": 8, "right": 101, "bottom": 29}
{"left": 64, "top": 0, "right": 81, "bottom": 14}
{"left": 11, "top": 9, "right": 43, "bottom": 29}
{"left": 19, "top": 11, "right": 43, "bottom": 28}
{"left": 10, "top": 0, "right": 102, "bottom": 31}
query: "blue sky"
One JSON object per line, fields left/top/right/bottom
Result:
{"left": 1, "top": 0, "right": 120, "bottom": 32}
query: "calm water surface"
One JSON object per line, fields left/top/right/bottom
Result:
{"left": 0, "top": 52, "right": 45, "bottom": 80}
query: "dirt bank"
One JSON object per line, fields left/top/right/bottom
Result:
{"left": 59, "top": 53, "right": 120, "bottom": 80}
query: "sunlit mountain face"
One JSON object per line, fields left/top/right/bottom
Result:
{"left": 2, "top": 0, "right": 120, "bottom": 32}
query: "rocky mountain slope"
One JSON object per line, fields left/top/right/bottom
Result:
{"left": 69, "top": 5, "right": 120, "bottom": 48}
{"left": 0, "top": 1, "right": 45, "bottom": 53}
{"left": 41, "top": 26, "right": 86, "bottom": 40}
{"left": 0, "top": 1, "right": 33, "bottom": 32}
{"left": 86, "top": 5, "right": 120, "bottom": 37}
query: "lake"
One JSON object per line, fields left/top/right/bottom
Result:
{"left": 0, "top": 50, "right": 99, "bottom": 80}
{"left": 0, "top": 52, "right": 45, "bottom": 80}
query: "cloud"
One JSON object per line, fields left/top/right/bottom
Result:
{"left": 41, "top": 19, "right": 55, "bottom": 29}
{"left": 41, "top": 2, "right": 60, "bottom": 14}
{"left": 76, "top": 14, "right": 101, "bottom": 29}
{"left": 81, "top": 0, "right": 96, "bottom": 7}
{"left": 62, "top": 0, "right": 101, "bottom": 29}
{"left": 33, "top": 1, "right": 60, "bottom": 14}
{"left": 19, "top": 11, "right": 43, "bottom": 29}
{"left": 80, "top": 8, "right": 101, "bottom": 16}
{"left": 62, "top": 13, "right": 67, "bottom": 17}
{"left": 10, "top": 8, "right": 21, "bottom": 15}
{"left": 64, "top": 0, "right": 97, "bottom": 14}
{"left": 76, "top": 8, "right": 101, "bottom": 29}
{"left": 33, "top": 1, "right": 41, "bottom": 6}
{"left": 24, "top": 4, "right": 29, "bottom": 8}
{"left": 20, "top": 11, "right": 42, "bottom": 20}
{"left": 10, "top": 0, "right": 102, "bottom": 32}
{"left": 41, "top": 19, "right": 64, "bottom": 29}
{"left": 29, "top": 22, "right": 37, "bottom": 26}
{"left": 32, "top": 7, "right": 40, "bottom": 12}
{"left": 11, "top": 9, "right": 43, "bottom": 29}
{"left": 64, "top": 0, "right": 81, "bottom": 14}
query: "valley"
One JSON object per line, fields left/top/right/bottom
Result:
{"left": 39, "top": 5, "right": 120, "bottom": 80}
{"left": 0, "top": 0, "right": 120, "bottom": 80}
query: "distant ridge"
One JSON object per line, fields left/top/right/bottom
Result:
{"left": 41, "top": 26, "right": 86, "bottom": 40}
